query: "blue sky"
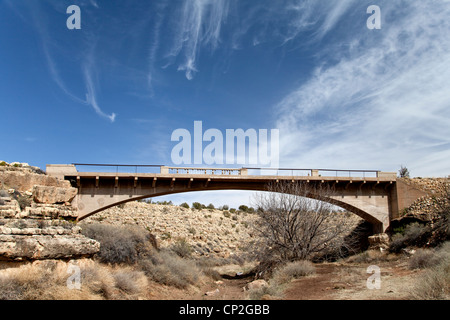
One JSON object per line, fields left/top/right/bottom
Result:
{"left": 1, "top": 1, "right": 449, "bottom": 207}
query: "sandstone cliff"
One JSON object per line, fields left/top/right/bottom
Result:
{"left": 0, "top": 161, "right": 99, "bottom": 261}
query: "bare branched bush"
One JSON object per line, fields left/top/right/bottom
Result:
{"left": 251, "top": 181, "right": 360, "bottom": 265}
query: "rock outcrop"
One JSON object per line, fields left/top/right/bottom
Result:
{"left": 32, "top": 185, "right": 78, "bottom": 205}
{"left": 393, "top": 178, "right": 449, "bottom": 223}
{"left": 0, "top": 162, "right": 99, "bottom": 261}
{"left": 368, "top": 233, "right": 390, "bottom": 250}
{"left": 0, "top": 219, "right": 99, "bottom": 261}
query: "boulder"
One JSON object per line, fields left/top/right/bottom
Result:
{"left": 33, "top": 185, "right": 77, "bottom": 204}
{"left": 368, "top": 233, "right": 390, "bottom": 250}
{"left": 244, "top": 279, "right": 269, "bottom": 291}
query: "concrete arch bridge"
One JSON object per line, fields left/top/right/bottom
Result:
{"left": 47, "top": 164, "right": 428, "bottom": 233}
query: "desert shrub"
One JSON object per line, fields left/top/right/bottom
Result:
{"left": 412, "top": 242, "right": 450, "bottom": 299}
{"left": 413, "top": 258, "right": 450, "bottom": 299}
{"left": 207, "top": 203, "right": 215, "bottom": 210}
{"left": 239, "top": 205, "right": 249, "bottom": 212}
{"left": 111, "top": 268, "right": 148, "bottom": 298}
{"left": 192, "top": 202, "right": 204, "bottom": 210}
{"left": 16, "top": 195, "right": 31, "bottom": 211}
{"left": 0, "top": 161, "right": 7, "bottom": 166}
{"left": 155, "top": 200, "right": 173, "bottom": 205}
{"left": 139, "top": 251, "right": 200, "bottom": 289}
{"left": 408, "top": 249, "right": 441, "bottom": 269}
{"left": 81, "top": 224, "right": 156, "bottom": 264}
{"left": 271, "top": 260, "right": 316, "bottom": 285}
{"left": 200, "top": 267, "right": 222, "bottom": 281}
{"left": 0, "top": 273, "right": 26, "bottom": 300}
{"left": 389, "top": 222, "right": 432, "bottom": 253}
{"left": 170, "top": 238, "right": 193, "bottom": 258}
{"left": 346, "top": 250, "right": 397, "bottom": 264}
{"left": 246, "top": 282, "right": 284, "bottom": 300}
{"left": 398, "top": 166, "right": 410, "bottom": 178}
{"left": 221, "top": 205, "right": 229, "bottom": 211}
{"left": 0, "top": 261, "right": 107, "bottom": 300}
{"left": 180, "top": 202, "right": 190, "bottom": 209}
{"left": 78, "top": 261, "right": 116, "bottom": 299}
{"left": 0, "top": 260, "right": 152, "bottom": 300}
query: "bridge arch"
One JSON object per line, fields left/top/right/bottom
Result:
{"left": 73, "top": 184, "right": 386, "bottom": 233}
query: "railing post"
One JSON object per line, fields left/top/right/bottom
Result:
{"left": 160, "top": 166, "right": 169, "bottom": 174}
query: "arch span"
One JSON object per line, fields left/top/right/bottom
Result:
{"left": 46, "top": 164, "right": 432, "bottom": 234}
{"left": 72, "top": 181, "right": 388, "bottom": 233}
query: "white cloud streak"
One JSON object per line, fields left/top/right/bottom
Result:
{"left": 14, "top": 0, "right": 117, "bottom": 122}
{"left": 274, "top": 1, "right": 450, "bottom": 176}
{"left": 166, "top": 0, "right": 230, "bottom": 80}
{"left": 83, "top": 62, "right": 116, "bottom": 123}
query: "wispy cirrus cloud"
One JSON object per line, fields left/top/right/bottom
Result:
{"left": 153, "top": 0, "right": 357, "bottom": 81}
{"left": 164, "top": 0, "right": 230, "bottom": 80}
{"left": 275, "top": 1, "right": 450, "bottom": 176}
{"left": 83, "top": 60, "right": 117, "bottom": 123}
{"left": 8, "top": 0, "right": 117, "bottom": 122}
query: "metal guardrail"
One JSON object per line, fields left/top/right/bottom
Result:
{"left": 166, "top": 167, "right": 242, "bottom": 175}
{"left": 72, "top": 164, "right": 381, "bottom": 178}
{"left": 244, "top": 168, "right": 380, "bottom": 178}
{"left": 72, "top": 163, "right": 163, "bottom": 174}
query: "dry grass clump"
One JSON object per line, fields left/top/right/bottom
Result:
{"left": 271, "top": 260, "right": 316, "bottom": 285}
{"left": 246, "top": 282, "right": 284, "bottom": 300}
{"left": 111, "top": 266, "right": 149, "bottom": 299}
{"left": 412, "top": 242, "right": 450, "bottom": 300}
{"left": 345, "top": 250, "right": 399, "bottom": 264}
{"left": 139, "top": 250, "right": 201, "bottom": 289}
{"left": 247, "top": 260, "right": 316, "bottom": 300}
{"left": 0, "top": 259, "right": 149, "bottom": 300}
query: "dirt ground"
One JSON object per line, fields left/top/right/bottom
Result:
{"left": 147, "top": 255, "right": 423, "bottom": 300}
{"left": 283, "top": 261, "right": 421, "bottom": 300}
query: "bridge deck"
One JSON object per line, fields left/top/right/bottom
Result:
{"left": 47, "top": 164, "right": 397, "bottom": 182}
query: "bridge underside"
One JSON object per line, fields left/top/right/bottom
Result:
{"left": 66, "top": 174, "right": 396, "bottom": 233}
